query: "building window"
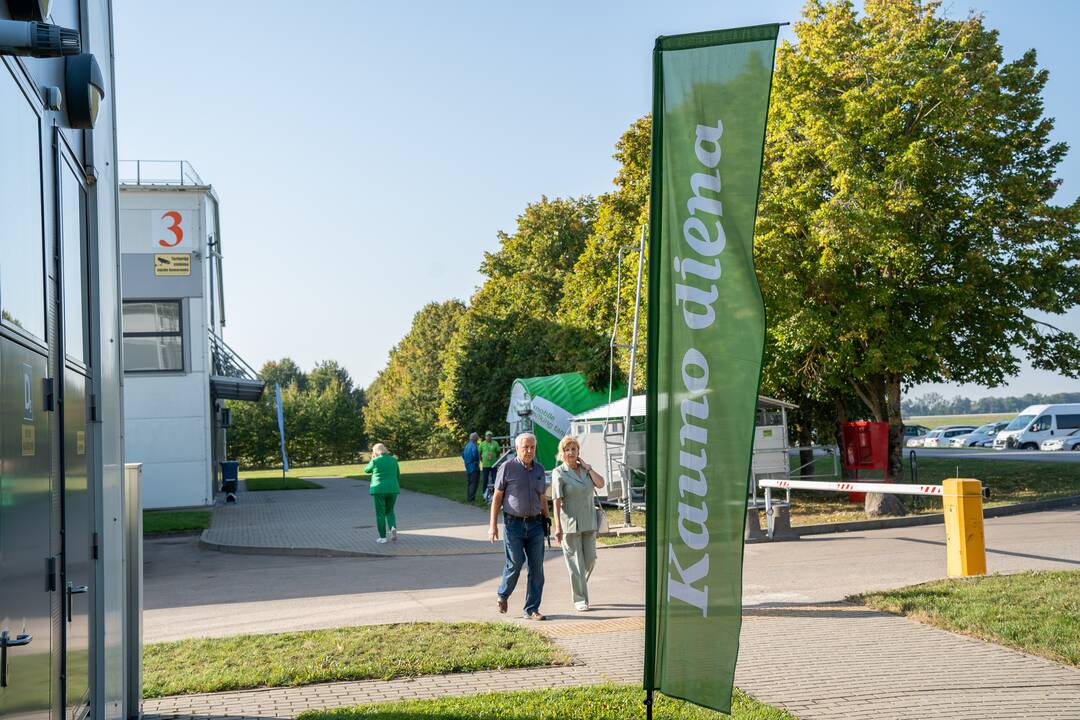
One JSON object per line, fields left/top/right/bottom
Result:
{"left": 0, "top": 64, "right": 45, "bottom": 341}
{"left": 62, "top": 155, "right": 88, "bottom": 364}
{"left": 123, "top": 301, "right": 183, "bottom": 372}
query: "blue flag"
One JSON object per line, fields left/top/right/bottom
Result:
{"left": 275, "top": 383, "right": 289, "bottom": 472}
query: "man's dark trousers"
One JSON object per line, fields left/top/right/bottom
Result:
{"left": 497, "top": 514, "right": 545, "bottom": 615}
{"left": 466, "top": 470, "right": 481, "bottom": 502}
{"left": 481, "top": 466, "right": 496, "bottom": 498}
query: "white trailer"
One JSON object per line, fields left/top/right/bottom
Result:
{"left": 569, "top": 394, "right": 796, "bottom": 510}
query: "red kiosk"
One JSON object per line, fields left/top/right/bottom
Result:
{"left": 841, "top": 421, "right": 890, "bottom": 502}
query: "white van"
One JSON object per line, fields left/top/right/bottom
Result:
{"left": 993, "top": 404, "right": 1080, "bottom": 450}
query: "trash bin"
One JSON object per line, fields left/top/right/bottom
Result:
{"left": 220, "top": 460, "right": 239, "bottom": 503}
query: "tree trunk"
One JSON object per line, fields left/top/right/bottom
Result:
{"left": 835, "top": 396, "right": 852, "bottom": 480}
{"left": 798, "top": 423, "right": 815, "bottom": 479}
{"left": 858, "top": 375, "right": 907, "bottom": 518}
{"left": 885, "top": 375, "right": 904, "bottom": 482}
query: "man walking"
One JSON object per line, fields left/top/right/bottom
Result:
{"left": 462, "top": 432, "right": 481, "bottom": 502}
{"left": 479, "top": 431, "right": 501, "bottom": 501}
{"left": 488, "top": 433, "right": 548, "bottom": 620}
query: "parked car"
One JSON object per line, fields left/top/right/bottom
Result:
{"left": 949, "top": 422, "right": 1009, "bottom": 448}
{"left": 904, "top": 424, "right": 933, "bottom": 447}
{"left": 1040, "top": 428, "right": 1080, "bottom": 452}
{"left": 922, "top": 426, "right": 977, "bottom": 448}
{"left": 994, "top": 404, "right": 1080, "bottom": 449}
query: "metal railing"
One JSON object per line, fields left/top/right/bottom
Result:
{"left": 119, "top": 160, "right": 205, "bottom": 187}
{"left": 208, "top": 331, "right": 259, "bottom": 380}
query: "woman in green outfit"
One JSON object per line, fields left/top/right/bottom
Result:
{"left": 363, "top": 443, "right": 401, "bottom": 544}
{"left": 551, "top": 435, "right": 605, "bottom": 611}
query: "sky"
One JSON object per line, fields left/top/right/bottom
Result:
{"left": 113, "top": 0, "right": 1080, "bottom": 402}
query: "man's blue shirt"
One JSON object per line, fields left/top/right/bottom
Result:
{"left": 462, "top": 441, "right": 480, "bottom": 473}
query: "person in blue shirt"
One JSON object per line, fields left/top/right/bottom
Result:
{"left": 462, "top": 432, "right": 481, "bottom": 502}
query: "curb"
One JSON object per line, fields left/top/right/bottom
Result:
{"left": 794, "top": 494, "right": 1080, "bottom": 537}
{"left": 199, "top": 536, "right": 385, "bottom": 559}
{"left": 198, "top": 534, "right": 561, "bottom": 559}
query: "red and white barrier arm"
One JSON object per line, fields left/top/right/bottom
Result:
{"left": 757, "top": 478, "right": 943, "bottom": 496}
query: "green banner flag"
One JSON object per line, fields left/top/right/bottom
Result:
{"left": 645, "top": 24, "right": 779, "bottom": 714}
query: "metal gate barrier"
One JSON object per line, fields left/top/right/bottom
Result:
{"left": 756, "top": 478, "right": 989, "bottom": 577}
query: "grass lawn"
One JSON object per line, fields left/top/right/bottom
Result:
{"left": 778, "top": 455, "right": 1080, "bottom": 526}
{"left": 143, "top": 622, "right": 566, "bottom": 698}
{"left": 856, "top": 571, "right": 1080, "bottom": 667}
{"left": 240, "top": 458, "right": 487, "bottom": 508}
{"left": 143, "top": 510, "right": 211, "bottom": 535}
{"left": 349, "top": 457, "right": 487, "bottom": 509}
{"left": 906, "top": 413, "right": 1013, "bottom": 429}
{"left": 244, "top": 477, "right": 324, "bottom": 491}
{"left": 239, "top": 450, "right": 1077, "bottom": 529}
{"left": 598, "top": 533, "right": 645, "bottom": 546}
{"left": 300, "top": 684, "right": 797, "bottom": 720}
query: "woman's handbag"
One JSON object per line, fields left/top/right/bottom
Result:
{"left": 594, "top": 498, "right": 609, "bottom": 534}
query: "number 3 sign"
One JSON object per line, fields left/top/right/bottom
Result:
{"left": 158, "top": 210, "right": 185, "bottom": 248}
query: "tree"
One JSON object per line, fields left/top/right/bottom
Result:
{"left": 755, "top": 0, "right": 1080, "bottom": 500}
{"left": 439, "top": 196, "right": 604, "bottom": 438}
{"left": 228, "top": 358, "right": 365, "bottom": 467}
{"left": 365, "top": 300, "right": 466, "bottom": 459}
{"left": 260, "top": 357, "right": 306, "bottom": 391}
{"left": 560, "top": 116, "right": 652, "bottom": 392}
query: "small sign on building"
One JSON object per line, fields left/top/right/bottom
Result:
{"left": 154, "top": 253, "right": 191, "bottom": 276}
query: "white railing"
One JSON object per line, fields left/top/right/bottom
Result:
{"left": 119, "top": 160, "right": 204, "bottom": 187}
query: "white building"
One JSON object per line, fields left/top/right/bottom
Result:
{"left": 119, "top": 161, "right": 263, "bottom": 509}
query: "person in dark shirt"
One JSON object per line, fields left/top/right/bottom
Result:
{"left": 462, "top": 432, "right": 481, "bottom": 502}
{"left": 488, "top": 432, "right": 548, "bottom": 620}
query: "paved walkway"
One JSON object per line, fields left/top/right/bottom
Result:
{"left": 143, "top": 608, "right": 1080, "bottom": 720}
{"left": 151, "top": 480, "right": 1080, "bottom": 719}
{"left": 202, "top": 478, "right": 501, "bottom": 557}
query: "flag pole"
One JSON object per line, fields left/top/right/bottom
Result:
{"left": 645, "top": 689, "right": 654, "bottom": 719}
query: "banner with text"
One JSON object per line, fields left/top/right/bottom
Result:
{"left": 275, "top": 383, "right": 290, "bottom": 473}
{"left": 644, "top": 24, "right": 778, "bottom": 713}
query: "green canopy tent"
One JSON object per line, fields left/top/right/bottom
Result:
{"left": 506, "top": 372, "right": 626, "bottom": 471}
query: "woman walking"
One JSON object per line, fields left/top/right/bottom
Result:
{"left": 551, "top": 435, "right": 604, "bottom": 611}
{"left": 363, "top": 443, "right": 401, "bottom": 544}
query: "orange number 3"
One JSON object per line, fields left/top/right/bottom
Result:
{"left": 159, "top": 211, "right": 184, "bottom": 247}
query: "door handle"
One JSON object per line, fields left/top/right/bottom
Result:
{"left": 66, "top": 582, "right": 88, "bottom": 622}
{"left": 1, "top": 630, "right": 33, "bottom": 687}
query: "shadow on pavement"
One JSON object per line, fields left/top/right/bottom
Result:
{"left": 892, "top": 536, "right": 1080, "bottom": 566}
{"left": 144, "top": 536, "right": 510, "bottom": 610}
{"left": 743, "top": 602, "right": 884, "bottom": 620}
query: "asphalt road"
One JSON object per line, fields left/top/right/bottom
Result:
{"left": 143, "top": 506, "right": 1080, "bottom": 643}
{"left": 911, "top": 447, "right": 1080, "bottom": 462}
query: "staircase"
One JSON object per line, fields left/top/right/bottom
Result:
{"left": 208, "top": 331, "right": 265, "bottom": 401}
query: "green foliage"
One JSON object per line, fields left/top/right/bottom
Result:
{"left": 364, "top": 300, "right": 466, "bottom": 459}
{"left": 143, "top": 622, "right": 568, "bottom": 697}
{"left": 755, "top": 0, "right": 1080, "bottom": 474}
{"left": 227, "top": 359, "right": 365, "bottom": 468}
{"left": 560, "top": 116, "right": 652, "bottom": 392}
{"left": 439, "top": 196, "right": 608, "bottom": 438}
{"left": 904, "top": 391, "right": 1080, "bottom": 416}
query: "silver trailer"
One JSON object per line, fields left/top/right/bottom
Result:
{"left": 570, "top": 394, "right": 796, "bottom": 515}
{"left": 1, "top": 3, "right": 138, "bottom": 720}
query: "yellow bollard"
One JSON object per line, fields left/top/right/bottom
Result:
{"left": 942, "top": 478, "right": 987, "bottom": 577}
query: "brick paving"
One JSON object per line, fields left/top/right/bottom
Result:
{"left": 201, "top": 478, "right": 501, "bottom": 557}
{"left": 167, "top": 486, "right": 1080, "bottom": 719}
{"left": 143, "top": 611, "right": 1080, "bottom": 720}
